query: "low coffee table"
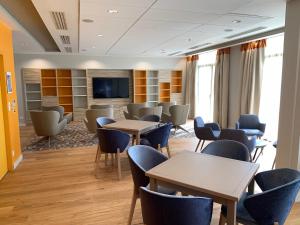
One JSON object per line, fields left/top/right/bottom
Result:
{"left": 253, "top": 139, "right": 269, "bottom": 162}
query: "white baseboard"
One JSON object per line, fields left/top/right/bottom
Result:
{"left": 13, "top": 154, "right": 23, "bottom": 170}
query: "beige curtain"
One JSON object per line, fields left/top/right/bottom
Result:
{"left": 184, "top": 55, "right": 198, "bottom": 118}
{"left": 213, "top": 48, "right": 230, "bottom": 128}
{"left": 240, "top": 40, "right": 266, "bottom": 114}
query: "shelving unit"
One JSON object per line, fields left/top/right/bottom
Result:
{"left": 72, "top": 70, "right": 88, "bottom": 110}
{"left": 159, "top": 82, "right": 171, "bottom": 102}
{"left": 41, "top": 69, "right": 57, "bottom": 96}
{"left": 133, "top": 70, "right": 147, "bottom": 103}
{"left": 57, "top": 69, "right": 73, "bottom": 114}
{"left": 147, "top": 71, "right": 159, "bottom": 106}
{"left": 171, "top": 70, "right": 183, "bottom": 93}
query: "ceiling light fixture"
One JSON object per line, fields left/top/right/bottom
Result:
{"left": 97, "top": 34, "right": 103, "bottom": 37}
{"left": 82, "top": 19, "right": 94, "bottom": 23}
{"left": 107, "top": 9, "right": 119, "bottom": 14}
{"left": 232, "top": 20, "right": 241, "bottom": 23}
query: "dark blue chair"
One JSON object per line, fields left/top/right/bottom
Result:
{"left": 140, "top": 123, "right": 172, "bottom": 157}
{"left": 97, "top": 128, "right": 130, "bottom": 180}
{"left": 95, "top": 117, "right": 116, "bottom": 162}
{"left": 127, "top": 145, "right": 176, "bottom": 225}
{"left": 140, "top": 114, "right": 160, "bottom": 122}
{"left": 220, "top": 168, "right": 300, "bottom": 225}
{"left": 236, "top": 114, "right": 266, "bottom": 137}
{"left": 219, "top": 128, "right": 256, "bottom": 161}
{"left": 140, "top": 186, "right": 213, "bottom": 225}
{"left": 201, "top": 140, "right": 250, "bottom": 162}
{"left": 194, "top": 116, "right": 220, "bottom": 152}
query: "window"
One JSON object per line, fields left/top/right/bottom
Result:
{"left": 259, "top": 34, "right": 284, "bottom": 140}
{"left": 195, "top": 50, "right": 217, "bottom": 122}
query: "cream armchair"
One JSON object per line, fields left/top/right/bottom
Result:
{"left": 123, "top": 103, "right": 146, "bottom": 120}
{"left": 42, "top": 105, "right": 72, "bottom": 123}
{"left": 30, "top": 111, "right": 67, "bottom": 147}
{"left": 84, "top": 109, "right": 113, "bottom": 133}
{"left": 137, "top": 106, "right": 163, "bottom": 120}
{"left": 162, "top": 104, "right": 190, "bottom": 134}
{"left": 158, "top": 102, "right": 176, "bottom": 115}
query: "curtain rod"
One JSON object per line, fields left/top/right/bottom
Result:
{"left": 185, "top": 27, "right": 285, "bottom": 56}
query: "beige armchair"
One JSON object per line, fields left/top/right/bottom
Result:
{"left": 84, "top": 109, "right": 113, "bottom": 133}
{"left": 162, "top": 104, "right": 190, "bottom": 134}
{"left": 42, "top": 105, "right": 72, "bottom": 123}
{"left": 158, "top": 102, "right": 176, "bottom": 115}
{"left": 123, "top": 103, "right": 146, "bottom": 120}
{"left": 30, "top": 111, "right": 67, "bottom": 147}
{"left": 137, "top": 106, "right": 163, "bottom": 120}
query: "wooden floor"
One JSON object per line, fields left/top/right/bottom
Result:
{"left": 0, "top": 126, "right": 299, "bottom": 225}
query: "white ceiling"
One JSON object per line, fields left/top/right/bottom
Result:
{"left": 5, "top": 0, "right": 287, "bottom": 56}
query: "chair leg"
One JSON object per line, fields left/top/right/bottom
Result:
{"left": 166, "top": 145, "right": 171, "bottom": 158}
{"left": 219, "top": 213, "right": 226, "bottom": 225}
{"left": 117, "top": 148, "right": 121, "bottom": 180}
{"left": 48, "top": 136, "right": 51, "bottom": 148}
{"left": 131, "top": 135, "right": 135, "bottom": 145}
{"left": 200, "top": 140, "right": 205, "bottom": 150}
{"left": 105, "top": 153, "right": 108, "bottom": 166}
{"left": 178, "top": 125, "right": 189, "bottom": 133}
{"left": 127, "top": 190, "right": 138, "bottom": 225}
{"left": 158, "top": 144, "right": 162, "bottom": 153}
{"left": 111, "top": 153, "right": 115, "bottom": 167}
{"left": 95, "top": 145, "right": 100, "bottom": 162}
{"left": 195, "top": 140, "right": 202, "bottom": 152}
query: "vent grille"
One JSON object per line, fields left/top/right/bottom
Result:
{"left": 64, "top": 47, "right": 72, "bottom": 53}
{"left": 189, "top": 43, "right": 212, "bottom": 50}
{"left": 225, "top": 27, "right": 267, "bottom": 39}
{"left": 227, "top": 13, "right": 272, "bottom": 20}
{"left": 51, "top": 11, "right": 67, "bottom": 30}
{"left": 168, "top": 51, "right": 182, "bottom": 56}
{"left": 60, "top": 35, "right": 71, "bottom": 44}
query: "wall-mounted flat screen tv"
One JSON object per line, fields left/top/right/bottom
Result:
{"left": 92, "top": 77, "right": 129, "bottom": 98}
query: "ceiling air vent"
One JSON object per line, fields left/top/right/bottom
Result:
{"left": 51, "top": 11, "right": 67, "bottom": 30}
{"left": 60, "top": 35, "right": 71, "bottom": 44}
{"left": 64, "top": 47, "right": 72, "bottom": 53}
{"left": 225, "top": 27, "right": 267, "bottom": 39}
{"left": 168, "top": 51, "right": 182, "bottom": 56}
{"left": 227, "top": 13, "right": 272, "bottom": 20}
{"left": 189, "top": 43, "right": 212, "bottom": 50}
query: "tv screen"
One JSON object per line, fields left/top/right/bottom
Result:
{"left": 92, "top": 77, "right": 129, "bottom": 98}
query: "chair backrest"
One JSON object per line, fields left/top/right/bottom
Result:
{"left": 140, "top": 187, "right": 213, "bottom": 225}
{"left": 85, "top": 109, "right": 113, "bottom": 133}
{"left": 140, "top": 114, "right": 160, "bottom": 122}
{"left": 97, "top": 128, "right": 130, "bottom": 154}
{"left": 141, "top": 123, "right": 172, "bottom": 148}
{"left": 30, "top": 111, "right": 61, "bottom": 136}
{"left": 244, "top": 168, "right": 300, "bottom": 225}
{"left": 139, "top": 106, "right": 162, "bottom": 118}
{"left": 127, "top": 145, "right": 168, "bottom": 193}
{"left": 42, "top": 105, "right": 64, "bottom": 122}
{"left": 194, "top": 117, "right": 216, "bottom": 140}
{"left": 201, "top": 140, "right": 250, "bottom": 162}
{"left": 238, "top": 114, "right": 260, "bottom": 129}
{"left": 90, "top": 104, "right": 113, "bottom": 110}
{"left": 169, "top": 104, "right": 190, "bottom": 126}
{"left": 127, "top": 103, "right": 146, "bottom": 119}
{"left": 158, "top": 102, "right": 176, "bottom": 114}
{"left": 96, "top": 117, "right": 116, "bottom": 128}
{"left": 219, "top": 128, "right": 255, "bottom": 152}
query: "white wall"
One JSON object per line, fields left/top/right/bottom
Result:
{"left": 14, "top": 53, "right": 186, "bottom": 123}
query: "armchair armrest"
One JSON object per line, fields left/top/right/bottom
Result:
{"left": 123, "top": 111, "right": 130, "bottom": 119}
{"left": 235, "top": 122, "right": 240, "bottom": 129}
{"left": 56, "top": 118, "right": 67, "bottom": 134}
{"left": 205, "top": 122, "right": 220, "bottom": 131}
{"left": 259, "top": 123, "right": 266, "bottom": 133}
{"left": 161, "top": 112, "right": 171, "bottom": 123}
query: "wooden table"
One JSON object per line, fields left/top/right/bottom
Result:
{"left": 103, "top": 119, "right": 159, "bottom": 144}
{"left": 146, "top": 151, "right": 259, "bottom": 225}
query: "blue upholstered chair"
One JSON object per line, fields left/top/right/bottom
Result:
{"left": 97, "top": 128, "right": 130, "bottom": 180}
{"left": 139, "top": 114, "right": 160, "bottom": 122}
{"left": 140, "top": 123, "right": 172, "bottom": 157}
{"left": 202, "top": 140, "right": 250, "bottom": 162}
{"left": 95, "top": 117, "right": 116, "bottom": 162}
{"left": 219, "top": 128, "right": 256, "bottom": 161}
{"left": 140, "top": 187, "right": 213, "bottom": 225}
{"left": 127, "top": 145, "right": 176, "bottom": 225}
{"left": 236, "top": 114, "right": 266, "bottom": 137}
{"left": 219, "top": 168, "right": 300, "bottom": 225}
{"left": 194, "top": 116, "right": 221, "bottom": 152}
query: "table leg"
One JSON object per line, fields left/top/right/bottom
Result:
{"left": 227, "top": 200, "right": 237, "bottom": 225}
{"left": 135, "top": 131, "right": 140, "bottom": 145}
{"left": 248, "top": 178, "right": 255, "bottom": 194}
{"left": 149, "top": 178, "right": 158, "bottom": 192}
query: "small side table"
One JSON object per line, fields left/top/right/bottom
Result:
{"left": 253, "top": 139, "right": 269, "bottom": 162}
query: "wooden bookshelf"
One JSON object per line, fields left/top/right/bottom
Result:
{"left": 133, "top": 70, "right": 147, "bottom": 103}
{"left": 159, "top": 82, "right": 171, "bottom": 102}
{"left": 41, "top": 69, "right": 57, "bottom": 96}
{"left": 57, "top": 69, "right": 73, "bottom": 113}
{"left": 171, "top": 70, "right": 182, "bottom": 93}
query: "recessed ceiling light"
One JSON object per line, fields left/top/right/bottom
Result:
{"left": 224, "top": 29, "right": 233, "bottom": 32}
{"left": 97, "top": 34, "right": 103, "bottom": 37}
{"left": 107, "top": 9, "right": 119, "bottom": 14}
{"left": 92, "top": 46, "right": 96, "bottom": 49}
{"left": 82, "top": 19, "right": 94, "bottom": 23}
{"left": 232, "top": 20, "right": 241, "bottom": 23}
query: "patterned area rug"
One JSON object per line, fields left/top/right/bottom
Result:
{"left": 23, "top": 121, "right": 195, "bottom": 151}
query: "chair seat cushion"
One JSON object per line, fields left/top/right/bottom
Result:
{"left": 221, "top": 192, "right": 256, "bottom": 224}
{"left": 241, "top": 129, "right": 263, "bottom": 137}
{"left": 213, "top": 130, "right": 221, "bottom": 139}
{"left": 146, "top": 184, "right": 176, "bottom": 196}
{"left": 140, "top": 138, "right": 151, "bottom": 146}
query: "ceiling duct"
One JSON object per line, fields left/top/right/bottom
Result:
{"left": 60, "top": 35, "right": 71, "bottom": 44}
{"left": 189, "top": 43, "right": 212, "bottom": 50}
{"left": 51, "top": 11, "right": 67, "bottom": 30}
{"left": 64, "top": 47, "right": 72, "bottom": 53}
{"left": 225, "top": 26, "right": 267, "bottom": 39}
{"left": 168, "top": 51, "right": 182, "bottom": 56}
